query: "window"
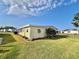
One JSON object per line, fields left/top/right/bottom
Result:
{"left": 26, "top": 29, "right": 28, "bottom": 32}
{"left": 38, "top": 29, "right": 41, "bottom": 33}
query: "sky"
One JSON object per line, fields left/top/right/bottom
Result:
{"left": 0, "top": 0, "right": 79, "bottom": 30}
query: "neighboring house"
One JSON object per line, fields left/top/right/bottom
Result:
{"left": 0, "top": 26, "right": 17, "bottom": 32}
{"left": 60, "top": 29, "right": 79, "bottom": 34}
{"left": 18, "top": 24, "right": 57, "bottom": 40}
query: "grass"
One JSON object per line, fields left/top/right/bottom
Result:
{"left": 1, "top": 34, "right": 79, "bottom": 59}
{"left": 0, "top": 34, "right": 16, "bottom": 44}
{"left": 0, "top": 32, "right": 26, "bottom": 43}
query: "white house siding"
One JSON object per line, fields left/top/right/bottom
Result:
{"left": 8, "top": 29, "right": 13, "bottom": 32}
{"left": 63, "top": 31, "right": 69, "bottom": 34}
{"left": 61, "top": 30, "right": 79, "bottom": 34}
{"left": 0, "top": 28, "right": 16, "bottom": 32}
{"left": 69, "top": 30, "right": 79, "bottom": 34}
{"left": 2, "top": 29, "right": 6, "bottom": 32}
{"left": 30, "top": 27, "right": 46, "bottom": 39}
{"left": 18, "top": 24, "right": 57, "bottom": 40}
{"left": 19, "top": 27, "right": 31, "bottom": 39}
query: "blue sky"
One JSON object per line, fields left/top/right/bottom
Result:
{"left": 0, "top": 0, "right": 79, "bottom": 30}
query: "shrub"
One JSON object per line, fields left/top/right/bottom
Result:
{"left": 46, "top": 28, "right": 57, "bottom": 38}
{"left": 14, "top": 31, "right": 18, "bottom": 34}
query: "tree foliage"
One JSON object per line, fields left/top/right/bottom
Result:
{"left": 72, "top": 13, "right": 79, "bottom": 27}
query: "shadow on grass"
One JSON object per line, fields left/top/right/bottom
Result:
{"left": 0, "top": 50, "right": 9, "bottom": 53}
{"left": 0, "top": 45, "right": 15, "bottom": 47}
{"left": 33, "top": 35, "right": 69, "bottom": 41}
{"left": 51, "top": 35, "right": 69, "bottom": 40}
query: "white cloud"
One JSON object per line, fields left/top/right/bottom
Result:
{"left": 64, "top": 0, "right": 77, "bottom": 5}
{"left": 0, "top": 0, "right": 78, "bottom": 16}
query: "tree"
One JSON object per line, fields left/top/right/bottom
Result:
{"left": 46, "top": 28, "right": 57, "bottom": 38}
{"left": 72, "top": 13, "right": 79, "bottom": 27}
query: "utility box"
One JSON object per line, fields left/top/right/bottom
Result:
{"left": 0, "top": 38, "right": 3, "bottom": 44}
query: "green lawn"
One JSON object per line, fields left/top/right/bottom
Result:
{"left": 0, "top": 34, "right": 16, "bottom": 44}
{"left": 0, "top": 35, "right": 79, "bottom": 59}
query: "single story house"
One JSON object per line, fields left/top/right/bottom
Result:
{"left": 18, "top": 24, "right": 57, "bottom": 40}
{"left": 60, "top": 29, "right": 79, "bottom": 34}
{"left": 0, "top": 26, "right": 17, "bottom": 32}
